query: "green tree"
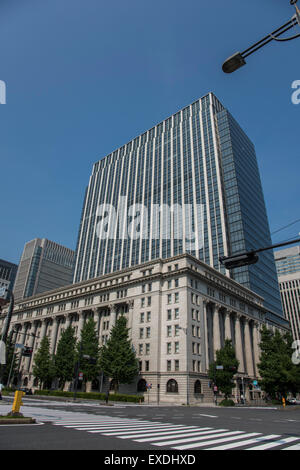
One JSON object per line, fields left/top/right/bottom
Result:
{"left": 54, "top": 326, "right": 77, "bottom": 390}
{"left": 208, "top": 339, "right": 239, "bottom": 399}
{"left": 99, "top": 315, "right": 139, "bottom": 393}
{"left": 76, "top": 317, "right": 100, "bottom": 386}
{"left": 258, "top": 325, "right": 300, "bottom": 399}
{"left": 32, "top": 336, "right": 55, "bottom": 389}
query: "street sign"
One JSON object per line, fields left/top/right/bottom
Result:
{"left": 78, "top": 372, "right": 83, "bottom": 381}
{"left": 15, "top": 344, "right": 25, "bottom": 349}
{"left": 216, "top": 365, "right": 224, "bottom": 370}
{"left": 21, "top": 346, "right": 33, "bottom": 357}
{"left": 213, "top": 386, "right": 218, "bottom": 392}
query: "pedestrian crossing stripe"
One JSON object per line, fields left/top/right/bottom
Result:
{"left": 53, "top": 416, "right": 300, "bottom": 450}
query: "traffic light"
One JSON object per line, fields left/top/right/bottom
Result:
{"left": 219, "top": 252, "right": 259, "bottom": 269}
{"left": 22, "top": 346, "right": 33, "bottom": 357}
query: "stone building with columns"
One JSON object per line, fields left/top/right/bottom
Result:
{"left": 0, "top": 253, "right": 289, "bottom": 404}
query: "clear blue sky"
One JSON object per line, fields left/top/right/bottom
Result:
{"left": 0, "top": 0, "right": 299, "bottom": 265}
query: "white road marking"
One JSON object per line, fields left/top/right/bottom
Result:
{"left": 171, "top": 432, "right": 261, "bottom": 450}
{"left": 246, "top": 436, "right": 300, "bottom": 450}
{"left": 154, "top": 430, "right": 247, "bottom": 447}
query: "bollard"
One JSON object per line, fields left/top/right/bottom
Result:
{"left": 12, "top": 391, "right": 25, "bottom": 414}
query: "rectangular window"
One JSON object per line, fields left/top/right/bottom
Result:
{"left": 147, "top": 311, "right": 151, "bottom": 322}
{"left": 174, "top": 308, "right": 179, "bottom": 319}
{"left": 139, "top": 344, "right": 143, "bottom": 355}
{"left": 174, "top": 325, "right": 180, "bottom": 336}
{"left": 145, "top": 343, "right": 150, "bottom": 355}
{"left": 145, "top": 360, "right": 149, "bottom": 371}
{"left": 167, "top": 325, "right": 172, "bottom": 337}
{"left": 167, "top": 309, "right": 172, "bottom": 321}
{"left": 174, "top": 292, "right": 179, "bottom": 303}
{"left": 146, "top": 327, "right": 151, "bottom": 338}
{"left": 167, "top": 360, "right": 172, "bottom": 371}
{"left": 167, "top": 342, "right": 172, "bottom": 354}
{"left": 174, "top": 360, "right": 179, "bottom": 371}
{"left": 174, "top": 342, "right": 179, "bottom": 354}
{"left": 140, "top": 312, "right": 144, "bottom": 323}
{"left": 167, "top": 294, "right": 172, "bottom": 304}
{"left": 139, "top": 328, "right": 144, "bottom": 339}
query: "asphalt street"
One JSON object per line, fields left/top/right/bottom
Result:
{"left": 0, "top": 396, "right": 300, "bottom": 452}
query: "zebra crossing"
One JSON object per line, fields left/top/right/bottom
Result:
{"left": 53, "top": 415, "right": 300, "bottom": 450}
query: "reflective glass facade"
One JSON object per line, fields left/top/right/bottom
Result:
{"left": 74, "top": 92, "right": 284, "bottom": 321}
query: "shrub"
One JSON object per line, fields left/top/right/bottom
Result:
{"left": 35, "top": 390, "right": 144, "bottom": 403}
{"left": 219, "top": 398, "right": 235, "bottom": 407}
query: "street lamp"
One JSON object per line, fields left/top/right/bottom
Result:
{"left": 222, "top": 1, "right": 300, "bottom": 73}
{"left": 220, "top": 237, "right": 300, "bottom": 270}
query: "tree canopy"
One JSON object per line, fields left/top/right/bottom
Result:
{"left": 99, "top": 315, "right": 139, "bottom": 392}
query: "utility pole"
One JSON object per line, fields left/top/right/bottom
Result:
{"left": 0, "top": 289, "right": 15, "bottom": 385}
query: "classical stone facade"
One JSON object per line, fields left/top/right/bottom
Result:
{"left": 0, "top": 254, "right": 289, "bottom": 404}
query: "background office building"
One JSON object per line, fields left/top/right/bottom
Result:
{"left": 74, "top": 92, "right": 284, "bottom": 326}
{"left": 274, "top": 245, "right": 300, "bottom": 342}
{"left": 13, "top": 238, "right": 75, "bottom": 301}
{"left": 0, "top": 259, "right": 18, "bottom": 293}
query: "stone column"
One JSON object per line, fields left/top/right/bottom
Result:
{"left": 65, "top": 314, "right": 71, "bottom": 329}
{"left": 244, "top": 319, "right": 254, "bottom": 377}
{"left": 50, "top": 316, "right": 59, "bottom": 355}
{"left": 77, "top": 310, "right": 85, "bottom": 340}
{"left": 109, "top": 304, "right": 117, "bottom": 330}
{"left": 19, "top": 323, "right": 27, "bottom": 344}
{"left": 40, "top": 319, "right": 47, "bottom": 340}
{"left": 234, "top": 314, "right": 245, "bottom": 373}
{"left": 224, "top": 310, "right": 232, "bottom": 341}
{"left": 213, "top": 304, "right": 221, "bottom": 359}
{"left": 127, "top": 300, "right": 134, "bottom": 336}
{"left": 201, "top": 299, "right": 208, "bottom": 373}
{"left": 27, "top": 321, "right": 39, "bottom": 373}
{"left": 253, "top": 322, "right": 261, "bottom": 378}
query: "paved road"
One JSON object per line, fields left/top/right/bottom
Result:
{"left": 1, "top": 396, "right": 300, "bottom": 451}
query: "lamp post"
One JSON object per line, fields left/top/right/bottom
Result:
{"left": 222, "top": 1, "right": 300, "bottom": 73}
{"left": 0, "top": 289, "right": 15, "bottom": 385}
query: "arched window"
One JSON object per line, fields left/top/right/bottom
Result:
{"left": 166, "top": 379, "right": 178, "bottom": 393}
{"left": 194, "top": 380, "right": 202, "bottom": 394}
{"left": 137, "top": 379, "right": 147, "bottom": 392}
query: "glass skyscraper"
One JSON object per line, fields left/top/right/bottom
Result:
{"left": 74, "top": 92, "right": 284, "bottom": 322}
